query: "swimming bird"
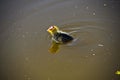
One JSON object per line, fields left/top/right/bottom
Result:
{"left": 47, "top": 26, "right": 73, "bottom": 44}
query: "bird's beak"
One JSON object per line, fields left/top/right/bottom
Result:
{"left": 47, "top": 28, "right": 50, "bottom": 33}
{"left": 47, "top": 28, "right": 53, "bottom": 36}
{"left": 47, "top": 27, "right": 49, "bottom": 31}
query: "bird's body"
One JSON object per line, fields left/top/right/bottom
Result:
{"left": 52, "top": 32, "right": 73, "bottom": 44}
{"left": 47, "top": 26, "right": 73, "bottom": 44}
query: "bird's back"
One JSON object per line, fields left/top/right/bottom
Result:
{"left": 53, "top": 33, "right": 73, "bottom": 44}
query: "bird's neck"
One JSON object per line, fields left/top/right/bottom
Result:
{"left": 51, "top": 31, "right": 58, "bottom": 36}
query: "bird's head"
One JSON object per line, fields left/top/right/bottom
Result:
{"left": 47, "top": 26, "right": 59, "bottom": 36}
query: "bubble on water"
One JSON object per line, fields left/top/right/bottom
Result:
{"left": 22, "top": 34, "right": 25, "bottom": 38}
{"left": 93, "top": 12, "right": 96, "bottom": 15}
{"left": 104, "top": 4, "right": 107, "bottom": 7}
{"left": 86, "top": 6, "right": 89, "bottom": 9}
{"left": 90, "top": 49, "right": 94, "bottom": 51}
{"left": 92, "top": 53, "right": 96, "bottom": 56}
{"left": 98, "top": 44, "right": 104, "bottom": 47}
{"left": 74, "top": 5, "right": 78, "bottom": 9}
{"left": 34, "top": 32, "right": 38, "bottom": 34}
{"left": 25, "top": 57, "right": 29, "bottom": 61}
{"left": 26, "top": 32, "right": 29, "bottom": 34}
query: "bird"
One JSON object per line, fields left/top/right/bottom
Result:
{"left": 47, "top": 25, "right": 74, "bottom": 44}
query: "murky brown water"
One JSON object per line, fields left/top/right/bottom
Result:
{"left": 0, "top": 0, "right": 120, "bottom": 80}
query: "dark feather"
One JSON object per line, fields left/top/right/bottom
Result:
{"left": 53, "top": 33, "right": 73, "bottom": 44}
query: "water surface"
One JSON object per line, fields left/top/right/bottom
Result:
{"left": 0, "top": 0, "right": 120, "bottom": 80}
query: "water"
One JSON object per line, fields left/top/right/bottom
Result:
{"left": 0, "top": 0, "right": 120, "bottom": 80}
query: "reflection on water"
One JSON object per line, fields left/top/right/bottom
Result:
{"left": 49, "top": 41, "right": 60, "bottom": 54}
{"left": 0, "top": 0, "right": 120, "bottom": 80}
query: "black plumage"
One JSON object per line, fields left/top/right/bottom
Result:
{"left": 53, "top": 33, "right": 73, "bottom": 44}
